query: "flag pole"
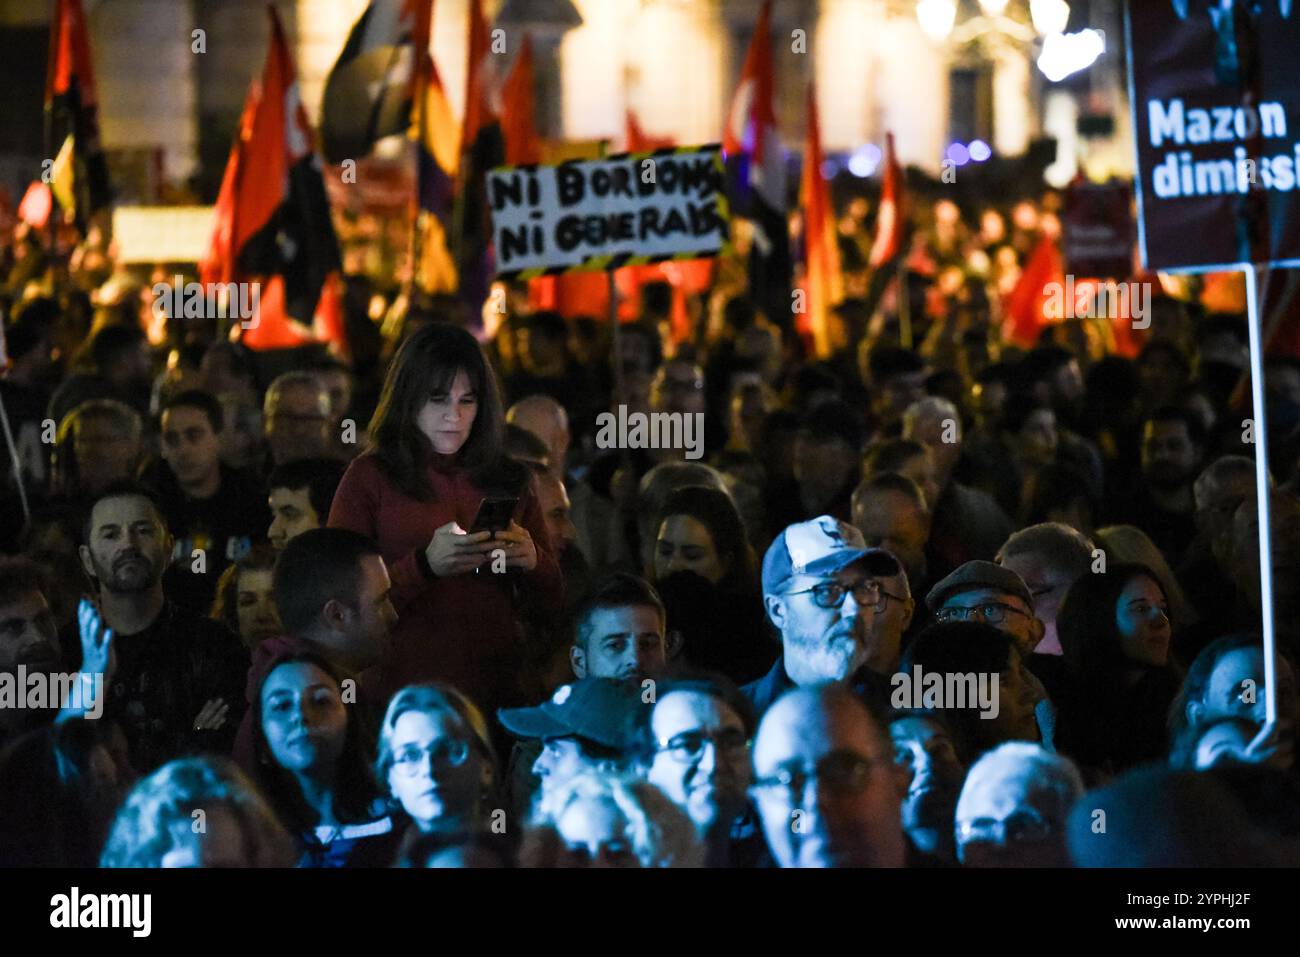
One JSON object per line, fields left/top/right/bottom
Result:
{"left": 897, "top": 254, "right": 912, "bottom": 349}
{"left": 1243, "top": 262, "right": 1278, "bottom": 725}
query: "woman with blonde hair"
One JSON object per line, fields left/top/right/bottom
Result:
{"left": 375, "top": 683, "right": 500, "bottom": 840}
{"left": 521, "top": 771, "right": 702, "bottom": 869}
{"left": 101, "top": 755, "right": 295, "bottom": 867}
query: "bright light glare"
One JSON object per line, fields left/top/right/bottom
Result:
{"left": 916, "top": 0, "right": 958, "bottom": 42}
{"left": 1030, "top": 0, "right": 1071, "bottom": 37}
{"left": 1037, "top": 29, "right": 1104, "bottom": 82}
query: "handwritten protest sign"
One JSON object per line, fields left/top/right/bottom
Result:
{"left": 487, "top": 146, "right": 729, "bottom": 278}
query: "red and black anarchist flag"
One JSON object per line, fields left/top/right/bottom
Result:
{"left": 202, "top": 6, "right": 342, "bottom": 342}
{"left": 45, "top": 0, "right": 112, "bottom": 229}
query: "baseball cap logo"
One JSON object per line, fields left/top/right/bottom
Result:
{"left": 786, "top": 516, "right": 849, "bottom": 573}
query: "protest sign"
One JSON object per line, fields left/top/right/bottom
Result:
{"left": 1126, "top": 2, "right": 1300, "bottom": 272}
{"left": 1061, "top": 179, "right": 1134, "bottom": 280}
{"left": 488, "top": 146, "right": 729, "bottom": 278}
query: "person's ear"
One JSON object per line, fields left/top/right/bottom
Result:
{"left": 665, "top": 628, "right": 684, "bottom": 660}
{"left": 1030, "top": 615, "right": 1046, "bottom": 645}
{"left": 322, "top": 597, "right": 350, "bottom": 632}
{"left": 570, "top": 644, "right": 587, "bottom": 679}
{"left": 78, "top": 544, "right": 96, "bottom": 581}
{"left": 1187, "top": 700, "right": 1204, "bottom": 724}
{"left": 765, "top": 594, "right": 787, "bottom": 631}
{"left": 901, "top": 597, "right": 916, "bottom": 632}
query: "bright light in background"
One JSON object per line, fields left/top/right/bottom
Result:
{"left": 978, "top": 0, "right": 1011, "bottom": 15}
{"left": 946, "top": 142, "right": 970, "bottom": 166}
{"left": 1037, "top": 29, "right": 1105, "bottom": 82}
{"left": 1030, "top": 0, "right": 1071, "bottom": 36}
{"left": 847, "top": 143, "right": 882, "bottom": 177}
{"left": 916, "top": 0, "right": 958, "bottom": 42}
{"left": 969, "top": 139, "right": 992, "bottom": 162}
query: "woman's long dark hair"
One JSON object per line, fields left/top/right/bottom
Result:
{"left": 1057, "top": 562, "right": 1173, "bottom": 686}
{"left": 1056, "top": 563, "right": 1184, "bottom": 771}
{"left": 651, "top": 485, "right": 758, "bottom": 596}
{"left": 251, "top": 651, "right": 380, "bottom": 834}
{"left": 366, "top": 322, "right": 524, "bottom": 501}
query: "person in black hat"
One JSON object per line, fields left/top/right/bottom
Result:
{"left": 498, "top": 677, "right": 645, "bottom": 817}
{"left": 926, "top": 560, "right": 1044, "bottom": 660}
{"left": 926, "top": 561, "right": 1055, "bottom": 748}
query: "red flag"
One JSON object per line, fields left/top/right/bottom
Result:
{"left": 202, "top": 7, "right": 342, "bottom": 350}
{"left": 800, "top": 82, "right": 842, "bottom": 358}
{"left": 624, "top": 110, "right": 672, "bottom": 153}
{"left": 201, "top": 85, "right": 258, "bottom": 288}
{"left": 462, "top": 0, "right": 498, "bottom": 149}
{"left": 1002, "top": 234, "right": 1065, "bottom": 349}
{"left": 501, "top": 36, "right": 541, "bottom": 165}
{"left": 868, "top": 132, "right": 905, "bottom": 268}
{"left": 722, "top": 0, "right": 790, "bottom": 325}
{"left": 17, "top": 182, "right": 53, "bottom": 229}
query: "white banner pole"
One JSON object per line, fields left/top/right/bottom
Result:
{"left": 1243, "top": 263, "right": 1278, "bottom": 725}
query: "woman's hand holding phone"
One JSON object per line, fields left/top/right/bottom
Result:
{"left": 425, "top": 522, "right": 497, "bottom": 577}
{"left": 492, "top": 521, "right": 537, "bottom": 572}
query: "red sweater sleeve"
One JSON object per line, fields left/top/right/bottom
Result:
{"left": 517, "top": 470, "right": 564, "bottom": 616}
{"left": 328, "top": 456, "right": 428, "bottom": 612}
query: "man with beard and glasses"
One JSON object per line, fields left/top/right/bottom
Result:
{"left": 74, "top": 482, "right": 250, "bottom": 772}
{"left": 744, "top": 516, "right": 898, "bottom": 718}
{"left": 1115, "top": 407, "right": 1205, "bottom": 566}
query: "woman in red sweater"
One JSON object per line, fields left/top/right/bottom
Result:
{"left": 328, "top": 323, "right": 563, "bottom": 715}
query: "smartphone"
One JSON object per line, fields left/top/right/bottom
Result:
{"left": 470, "top": 496, "right": 518, "bottom": 535}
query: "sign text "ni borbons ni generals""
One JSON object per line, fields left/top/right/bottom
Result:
{"left": 487, "top": 146, "right": 729, "bottom": 278}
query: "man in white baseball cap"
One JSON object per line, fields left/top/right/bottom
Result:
{"left": 743, "top": 515, "right": 903, "bottom": 717}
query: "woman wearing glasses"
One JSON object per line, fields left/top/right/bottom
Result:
{"left": 1054, "top": 562, "right": 1184, "bottom": 778}
{"left": 376, "top": 684, "right": 501, "bottom": 845}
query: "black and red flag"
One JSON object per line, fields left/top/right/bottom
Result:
{"left": 201, "top": 5, "right": 343, "bottom": 348}
{"left": 45, "top": 0, "right": 112, "bottom": 229}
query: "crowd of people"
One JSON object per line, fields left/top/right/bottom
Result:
{"left": 2, "top": 189, "right": 1300, "bottom": 869}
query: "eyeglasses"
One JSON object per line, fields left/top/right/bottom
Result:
{"left": 956, "top": 810, "right": 1056, "bottom": 847}
{"left": 750, "top": 750, "right": 884, "bottom": 803}
{"left": 657, "top": 728, "right": 749, "bottom": 764}
{"left": 391, "top": 739, "right": 471, "bottom": 776}
{"left": 786, "top": 579, "right": 884, "bottom": 611}
{"left": 934, "top": 601, "right": 1029, "bottom": 626}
